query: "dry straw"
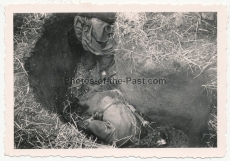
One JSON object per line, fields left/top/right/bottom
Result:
{"left": 113, "top": 12, "right": 217, "bottom": 91}
{"left": 14, "top": 13, "right": 217, "bottom": 148}
{"left": 14, "top": 13, "right": 109, "bottom": 149}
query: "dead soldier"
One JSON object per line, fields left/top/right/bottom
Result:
{"left": 63, "top": 89, "right": 149, "bottom": 147}
{"left": 62, "top": 16, "right": 167, "bottom": 147}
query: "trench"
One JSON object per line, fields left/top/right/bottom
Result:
{"left": 25, "top": 13, "right": 216, "bottom": 147}
{"left": 25, "top": 13, "right": 116, "bottom": 114}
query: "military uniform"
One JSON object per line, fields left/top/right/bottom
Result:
{"left": 74, "top": 16, "right": 116, "bottom": 75}
{"left": 63, "top": 90, "right": 143, "bottom": 147}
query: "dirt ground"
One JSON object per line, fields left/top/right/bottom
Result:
{"left": 14, "top": 12, "right": 217, "bottom": 148}
{"left": 113, "top": 12, "right": 217, "bottom": 147}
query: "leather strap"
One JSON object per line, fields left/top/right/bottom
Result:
{"left": 102, "top": 102, "right": 116, "bottom": 113}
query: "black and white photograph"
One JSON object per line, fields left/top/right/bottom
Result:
{"left": 12, "top": 11, "right": 220, "bottom": 150}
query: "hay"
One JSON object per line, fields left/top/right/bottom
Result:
{"left": 14, "top": 13, "right": 110, "bottom": 149}
{"left": 113, "top": 12, "right": 217, "bottom": 147}
{"left": 113, "top": 12, "right": 217, "bottom": 90}
{"left": 14, "top": 13, "right": 217, "bottom": 148}
{"left": 14, "top": 106, "right": 113, "bottom": 149}
{"left": 203, "top": 103, "right": 217, "bottom": 147}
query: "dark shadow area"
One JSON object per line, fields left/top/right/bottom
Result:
{"left": 115, "top": 53, "right": 216, "bottom": 147}
{"left": 23, "top": 13, "right": 216, "bottom": 147}
{"left": 25, "top": 13, "right": 116, "bottom": 114}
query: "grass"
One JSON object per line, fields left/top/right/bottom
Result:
{"left": 206, "top": 105, "right": 217, "bottom": 147}
{"left": 113, "top": 12, "right": 217, "bottom": 88}
{"left": 14, "top": 12, "right": 217, "bottom": 148}
{"left": 15, "top": 106, "right": 112, "bottom": 148}
{"left": 113, "top": 12, "right": 217, "bottom": 147}
{"left": 14, "top": 13, "right": 111, "bottom": 149}
{"left": 69, "top": 64, "right": 190, "bottom": 148}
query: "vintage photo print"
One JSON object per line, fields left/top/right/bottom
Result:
{"left": 5, "top": 4, "right": 227, "bottom": 157}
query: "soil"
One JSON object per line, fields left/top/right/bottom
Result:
{"left": 115, "top": 52, "right": 215, "bottom": 146}
{"left": 25, "top": 13, "right": 116, "bottom": 114}
{"left": 24, "top": 13, "right": 216, "bottom": 147}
